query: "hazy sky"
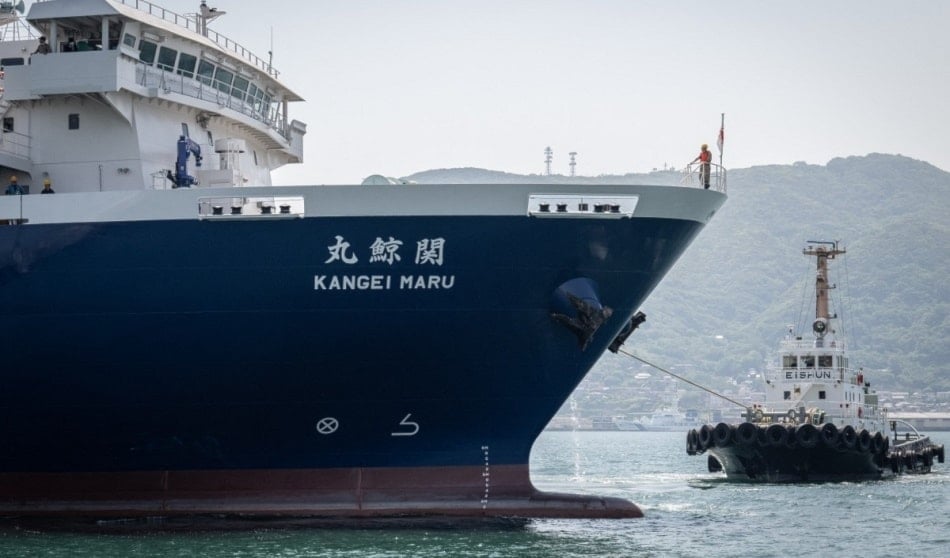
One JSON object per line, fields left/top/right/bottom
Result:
{"left": 153, "top": 0, "right": 949, "bottom": 184}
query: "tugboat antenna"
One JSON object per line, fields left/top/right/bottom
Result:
{"left": 803, "top": 240, "right": 846, "bottom": 338}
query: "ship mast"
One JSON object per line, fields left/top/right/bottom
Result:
{"left": 803, "top": 240, "right": 845, "bottom": 339}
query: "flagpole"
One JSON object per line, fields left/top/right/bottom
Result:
{"left": 718, "top": 113, "right": 724, "bottom": 169}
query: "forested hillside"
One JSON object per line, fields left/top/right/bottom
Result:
{"left": 406, "top": 154, "right": 950, "bottom": 400}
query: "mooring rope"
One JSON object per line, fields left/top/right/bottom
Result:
{"left": 616, "top": 348, "right": 748, "bottom": 410}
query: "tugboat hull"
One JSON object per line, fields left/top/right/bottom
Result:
{"left": 688, "top": 423, "right": 943, "bottom": 482}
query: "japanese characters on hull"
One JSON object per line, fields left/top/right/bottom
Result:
{"left": 318, "top": 234, "right": 454, "bottom": 291}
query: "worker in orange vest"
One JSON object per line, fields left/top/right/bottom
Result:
{"left": 692, "top": 143, "right": 712, "bottom": 189}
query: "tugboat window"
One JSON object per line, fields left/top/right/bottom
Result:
{"left": 0, "top": 57, "right": 24, "bottom": 66}
{"left": 783, "top": 391, "right": 791, "bottom": 400}
{"left": 123, "top": 33, "right": 136, "bottom": 47}
{"left": 783, "top": 355, "right": 797, "bottom": 368}
{"left": 818, "top": 355, "right": 833, "bottom": 367}
{"left": 68, "top": 114, "right": 79, "bottom": 130}
{"left": 802, "top": 355, "right": 815, "bottom": 368}
{"left": 819, "top": 391, "right": 826, "bottom": 399}
{"left": 2, "top": 117, "right": 12, "bottom": 132}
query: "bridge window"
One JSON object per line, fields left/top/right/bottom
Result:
{"left": 231, "top": 75, "right": 249, "bottom": 101}
{"left": 252, "top": 85, "right": 264, "bottom": 112}
{"left": 177, "top": 53, "right": 197, "bottom": 78}
{"left": 0, "top": 57, "right": 24, "bottom": 66}
{"left": 139, "top": 40, "right": 157, "bottom": 64}
{"left": 196, "top": 60, "right": 215, "bottom": 85}
{"left": 157, "top": 47, "right": 178, "bottom": 72}
{"left": 123, "top": 33, "right": 136, "bottom": 48}
{"left": 261, "top": 93, "right": 272, "bottom": 119}
{"left": 783, "top": 355, "right": 797, "bottom": 368}
{"left": 802, "top": 355, "right": 815, "bottom": 368}
{"left": 2, "top": 117, "right": 12, "bottom": 132}
{"left": 213, "top": 67, "right": 234, "bottom": 94}
{"left": 818, "top": 355, "right": 833, "bottom": 367}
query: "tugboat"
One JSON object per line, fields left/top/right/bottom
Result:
{"left": 687, "top": 241, "right": 945, "bottom": 481}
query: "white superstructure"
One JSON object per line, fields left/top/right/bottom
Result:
{"left": 0, "top": 0, "right": 305, "bottom": 194}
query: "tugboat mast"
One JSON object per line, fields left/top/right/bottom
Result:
{"left": 803, "top": 240, "right": 845, "bottom": 340}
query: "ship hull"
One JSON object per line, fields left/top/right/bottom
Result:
{"left": 0, "top": 465, "right": 639, "bottom": 519}
{"left": 0, "top": 184, "right": 723, "bottom": 518}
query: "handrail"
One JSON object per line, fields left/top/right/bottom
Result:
{"left": 66, "top": 0, "right": 281, "bottom": 79}
{"left": 135, "top": 62, "right": 289, "bottom": 140}
{"left": 681, "top": 162, "right": 727, "bottom": 193}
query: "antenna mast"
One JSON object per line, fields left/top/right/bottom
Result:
{"left": 569, "top": 152, "right": 577, "bottom": 177}
{"left": 198, "top": 1, "right": 226, "bottom": 37}
{"left": 803, "top": 240, "right": 846, "bottom": 338}
{"left": 544, "top": 146, "right": 553, "bottom": 176}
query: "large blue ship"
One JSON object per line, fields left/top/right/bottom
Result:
{"left": 0, "top": 1, "right": 726, "bottom": 520}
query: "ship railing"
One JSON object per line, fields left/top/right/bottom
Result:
{"left": 104, "top": 0, "right": 280, "bottom": 79}
{"left": 0, "top": 130, "right": 31, "bottom": 160}
{"left": 778, "top": 337, "right": 846, "bottom": 350}
{"left": 750, "top": 401, "right": 883, "bottom": 426}
{"left": 135, "top": 63, "right": 289, "bottom": 139}
{"left": 681, "top": 162, "right": 727, "bottom": 193}
{"left": 196, "top": 195, "right": 305, "bottom": 220}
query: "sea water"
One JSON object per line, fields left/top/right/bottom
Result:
{"left": 1, "top": 431, "right": 947, "bottom": 558}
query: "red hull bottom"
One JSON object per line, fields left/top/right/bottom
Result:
{"left": 0, "top": 465, "right": 642, "bottom": 521}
